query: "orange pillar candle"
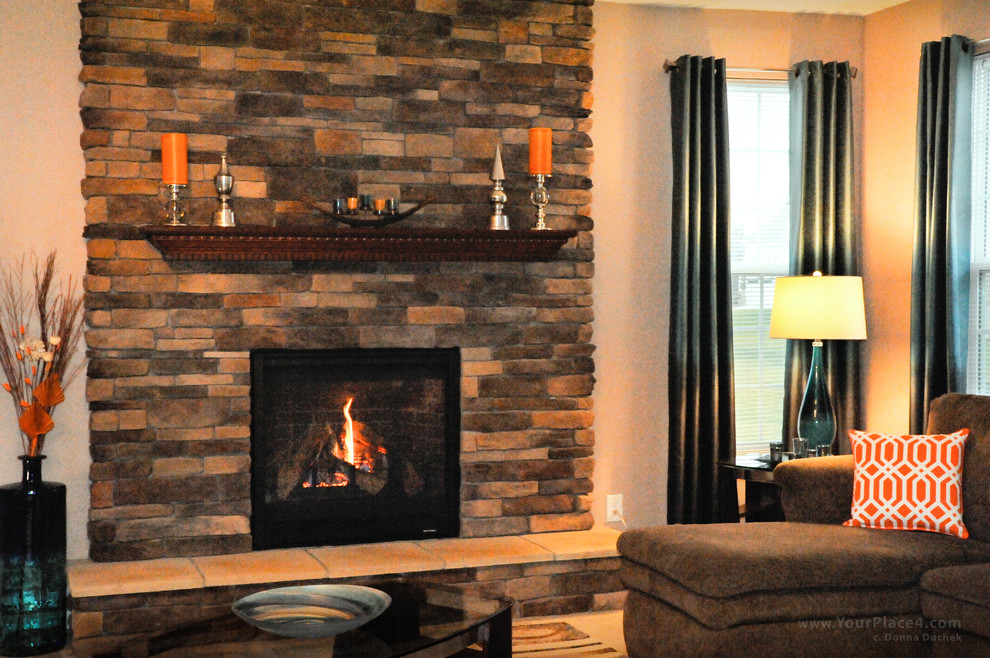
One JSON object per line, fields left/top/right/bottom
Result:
{"left": 161, "top": 133, "right": 188, "bottom": 185}
{"left": 528, "top": 127, "right": 552, "bottom": 175}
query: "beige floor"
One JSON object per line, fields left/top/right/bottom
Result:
{"left": 522, "top": 609, "right": 626, "bottom": 656}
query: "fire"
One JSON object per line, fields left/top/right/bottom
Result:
{"left": 330, "top": 397, "right": 356, "bottom": 481}
{"left": 301, "top": 397, "right": 387, "bottom": 489}
{"left": 290, "top": 395, "right": 392, "bottom": 498}
{"left": 340, "top": 397, "right": 355, "bottom": 466}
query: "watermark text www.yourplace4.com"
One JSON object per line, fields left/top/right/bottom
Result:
{"left": 798, "top": 616, "right": 963, "bottom": 644}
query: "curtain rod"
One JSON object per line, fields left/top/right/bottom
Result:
{"left": 661, "top": 36, "right": 989, "bottom": 75}
{"left": 662, "top": 59, "right": 858, "bottom": 78}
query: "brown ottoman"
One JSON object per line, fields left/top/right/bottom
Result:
{"left": 618, "top": 522, "right": 990, "bottom": 657}
{"left": 921, "top": 563, "right": 990, "bottom": 656}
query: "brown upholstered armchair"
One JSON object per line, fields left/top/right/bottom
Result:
{"left": 618, "top": 393, "right": 990, "bottom": 657}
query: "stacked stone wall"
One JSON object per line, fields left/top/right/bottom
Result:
{"left": 79, "top": 0, "right": 596, "bottom": 562}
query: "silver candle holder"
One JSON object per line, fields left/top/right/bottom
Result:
{"left": 212, "top": 153, "right": 236, "bottom": 227}
{"left": 489, "top": 144, "right": 509, "bottom": 230}
{"left": 163, "top": 184, "right": 187, "bottom": 226}
{"left": 530, "top": 174, "right": 550, "bottom": 230}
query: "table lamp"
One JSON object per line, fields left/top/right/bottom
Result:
{"left": 769, "top": 272, "right": 867, "bottom": 451}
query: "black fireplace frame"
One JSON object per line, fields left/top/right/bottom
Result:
{"left": 250, "top": 347, "right": 461, "bottom": 549}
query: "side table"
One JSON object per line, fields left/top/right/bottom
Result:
{"left": 721, "top": 456, "right": 783, "bottom": 522}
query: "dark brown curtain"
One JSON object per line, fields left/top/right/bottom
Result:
{"left": 667, "top": 54, "right": 738, "bottom": 525}
{"left": 784, "top": 61, "right": 862, "bottom": 455}
{"left": 910, "top": 35, "right": 974, "bottom": 433}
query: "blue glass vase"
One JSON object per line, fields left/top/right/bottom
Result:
{"left": 796, "top": 342, "right": 836, "bottom": 452}
{"left": 0, "top": 455, "right": 67, "bottom": 656}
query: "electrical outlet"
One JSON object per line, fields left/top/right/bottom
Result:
{"left": 606, "top": 494, "right": 624, "bottom": 523}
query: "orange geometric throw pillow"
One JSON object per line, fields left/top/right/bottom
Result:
{"left": 843, "top": 429, "right": 969, "bottom": 539}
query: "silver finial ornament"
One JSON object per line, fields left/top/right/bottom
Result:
{"left": 489, "top": 144, "right": 509, "bottom": 230}
{"left": 212, "top": 153, "right": 236, "bottom": 227}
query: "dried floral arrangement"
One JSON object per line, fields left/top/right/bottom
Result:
{"left": 0, "top": 252, "right": 84, "bottom": 457}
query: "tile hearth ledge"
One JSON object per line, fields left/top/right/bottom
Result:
{"left": 69, "top": 527, "right": 620, "bottom": 598}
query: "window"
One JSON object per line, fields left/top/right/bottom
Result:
{"left": 727, "top": 79, "right": 790, "bottom": 455}
{"left": 967, "top": 52, "right": 990, "bottom": 393}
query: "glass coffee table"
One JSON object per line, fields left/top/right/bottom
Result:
{"left": 88, "top": 580, "right": 512, "bottom": 657}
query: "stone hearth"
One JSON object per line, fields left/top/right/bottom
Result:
{"left": 67, "top": 528, "right": 623, "bottom": 650}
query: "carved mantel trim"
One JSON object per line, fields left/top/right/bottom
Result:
{"left": 140, "top": 226, "right": 578, "bottom": 262}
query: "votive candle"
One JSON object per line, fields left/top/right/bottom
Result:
{"left": 161, "top": 133, "right": 188, "bottom": 185}
{"left": 528, "top": 127, "right": 552, "bottom": 176}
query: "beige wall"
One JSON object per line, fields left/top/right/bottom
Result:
{"left": 862, "top": 0, "right": 990, "bottom": 434}
{"left": 590, "top": 3, "right": 865, "bottom": 528}
{"left": 590, "top": 0, "right": 990, "bottom": 530}
{"left": 0, "top": 0, "right": 88, "bottom": 558}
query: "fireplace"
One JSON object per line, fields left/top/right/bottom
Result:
{"left": 250, "top": 348, "right": 461, "bottom": 549}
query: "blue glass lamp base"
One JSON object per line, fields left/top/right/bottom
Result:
{"left": 797, "top": 342, "right": 836, "bottom": 451}
{"left": 0, "top": 456, "right": 68, "bottom": 656}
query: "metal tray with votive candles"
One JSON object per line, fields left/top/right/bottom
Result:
{"left": 301, "top": 194, "right": 435, "bottom": 228}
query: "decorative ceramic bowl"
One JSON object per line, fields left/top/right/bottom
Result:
{"left": 232, "top": 584, "right": 391, "bottom": 638}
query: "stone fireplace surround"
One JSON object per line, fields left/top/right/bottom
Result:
{"left": 82, "top": 0, "right": 597, "bottom": 563}
{"left": 73, "top": 0, "right": 618, "bottom": 645}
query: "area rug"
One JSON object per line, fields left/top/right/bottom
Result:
{"left": 512, "top": 620, "right": 627, "bottom": 656}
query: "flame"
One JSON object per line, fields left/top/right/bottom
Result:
{"left": 324, "top": 398, "right": 358, "bottom": 487}
{"left": 342, "top": 397, "right": 355, "bottom": 465}
{"left": 303, "top": 397, "right": 387, "bottom": 490}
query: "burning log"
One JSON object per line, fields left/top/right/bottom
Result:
{"left": 282, "top": 396, "right": 389, "bottom": 498}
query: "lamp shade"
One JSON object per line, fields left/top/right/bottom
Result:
{"left": 769, "top": 274, "right": 867, "bottom": 341}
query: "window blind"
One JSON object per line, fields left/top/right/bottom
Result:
{"left": 967, "top": 53, "right": 990, "bottom": 393}
{"left": 727, "top": 80, "right": 790, "bottom": 455}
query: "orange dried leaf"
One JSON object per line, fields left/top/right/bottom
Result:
{"left": 18, "top": 402, "right": 54, "bottom": 439}
{"left": 33, "top": 374, "right": 64, "bottom": 408}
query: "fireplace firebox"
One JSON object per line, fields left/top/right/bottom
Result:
{"left": 250, "top": 348, "right": 461, "bottom": 549}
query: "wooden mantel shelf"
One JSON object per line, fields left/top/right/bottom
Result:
{"left": 142, "top": 225, "right": 577, "bottom": 262}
